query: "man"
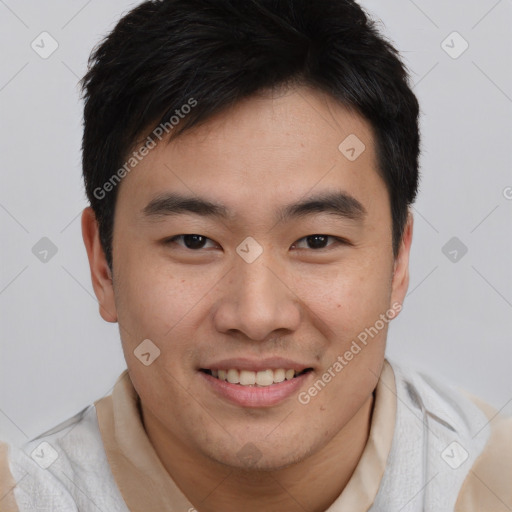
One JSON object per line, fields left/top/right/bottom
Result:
{"left": 1, "top": 0, "right": 510, "bottom": 511}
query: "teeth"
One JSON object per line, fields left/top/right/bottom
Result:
{"left": 212, "top": 368, "right": 304, "bottom": 386}
{"left": 256, "top": 370, "right": 274, "bottom": 386}
{"left": 273, "top": 369, "right": 285, "bottom": 383}
{"left": 226, "top": 369, "right": 240, "bottom": 384}
{"left": 239, "top": 370, "right": 256, "bottom": 385}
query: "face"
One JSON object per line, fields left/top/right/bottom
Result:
{"left": 83, "top": 85, "right": 412, "bottom": 471}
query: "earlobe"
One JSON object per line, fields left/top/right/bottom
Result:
{"left": 390, "top": 211, "right": 414, "bottom": 311}
{"left": 81, "top": 207, "right": 118, "bottom": 323}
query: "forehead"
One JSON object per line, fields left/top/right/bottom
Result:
{"left": 166, "top": 86, "right": 374, "bottom": 167}
{"left": 116, "top": 85, "right": 385, "bottom": 224}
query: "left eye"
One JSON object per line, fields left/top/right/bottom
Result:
{"left": 291, "top": 235, "right": 344, "bottom": 250}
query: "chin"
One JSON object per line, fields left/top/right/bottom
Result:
{"left": 205, "top": 437, "right": 314, "bottom": 473}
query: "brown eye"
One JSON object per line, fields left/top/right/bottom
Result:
{"left": 292, "top": 235, "right": 345, "bottom": 250}
{"left": 166, "top": 234, "right": 217, "bottom": 250}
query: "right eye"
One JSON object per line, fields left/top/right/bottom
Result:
{"left": 164, "top": 234, "right": 219, "bottom": 250}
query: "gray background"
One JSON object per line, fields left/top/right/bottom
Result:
{"left": 1, "top": 0, "right": 511, "bottom": 447}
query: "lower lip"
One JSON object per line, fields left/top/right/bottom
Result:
{"left": 199, "top": 371, "right": 313, "bottom": 408}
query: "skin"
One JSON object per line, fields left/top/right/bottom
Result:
{"left": 82, "top": 84, "right": 413, "bottom": 512}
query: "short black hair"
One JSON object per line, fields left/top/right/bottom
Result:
{"left": 80, "top": 0, "right": 420, "bottom": 272}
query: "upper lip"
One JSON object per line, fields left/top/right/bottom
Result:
{"left": 200, "top": 357, "right": 313, "bottom": 372}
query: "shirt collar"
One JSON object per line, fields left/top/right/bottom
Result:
{"left": 95, "top": 359, "right": 397, "bottom": 512}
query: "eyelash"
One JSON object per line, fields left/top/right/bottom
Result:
{"left": 164, "top": 234, "right": 349, "bottom": 251}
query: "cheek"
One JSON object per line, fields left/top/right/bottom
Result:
{"left": 291, "top": 253, "right": 393, "bottom": 334}
{"left": 113, "top": 252, "right": 206, "bottom": 346}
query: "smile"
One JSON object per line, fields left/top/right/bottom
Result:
{"left": 199, "top": 367, "right": 314, "bottom": 407}
{"left": 200, "top": 368, "right": 313, "bottom": 387}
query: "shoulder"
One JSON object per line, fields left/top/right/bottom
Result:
{"left": 386, "top": 359, "right": 512, "bottom": 510}
{"left": 387, "top": 359, "right": 494, "bottom": 440}
{"left": 0, "top": 404, "right": 128, "bottom": 512}
{"left": 455, "top": 393, "right": 512, "bottom": 511}
{"left": 0, "top": 406, "right": 93, "bottom": 511}
{"left": 0, "top": 440, "right": 22, "bottom": 512}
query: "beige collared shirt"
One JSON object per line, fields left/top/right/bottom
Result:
{"left": 1, "top": 359, "right": 511, "bottom": 511}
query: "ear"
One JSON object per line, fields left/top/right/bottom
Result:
{"left": 81, "top": 206, "right": 118, "bottom": 323}
{"left": 390, "top": 210, "right": 414, "bottom": 312}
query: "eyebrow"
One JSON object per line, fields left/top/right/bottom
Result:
{"left": 141, "top": 190, "right": 367, "bottom": 224}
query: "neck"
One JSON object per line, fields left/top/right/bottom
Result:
{"left": 143, "top": 392, "right": 375, "bottom": 512}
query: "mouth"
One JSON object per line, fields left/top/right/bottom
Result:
{"left": 199, "top": 367, "right": 314, "bottom": 387}
{"left": 199, "top": 366, "right": 315, "bottom": 407}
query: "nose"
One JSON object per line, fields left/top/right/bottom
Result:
{"left": 212, "top": 252, "right": 302, "bottom": 341}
